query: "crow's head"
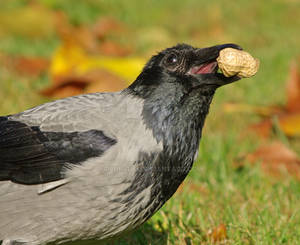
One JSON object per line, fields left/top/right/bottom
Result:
{"left": 126, "top": 43, "right": 245, "bottom": 146}
{"left": 127, "top": 43, "right": 242, "bottom": 99}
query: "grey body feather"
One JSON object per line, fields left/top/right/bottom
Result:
{"left": 0, "top": 92, "right": 163, "bottom": 244}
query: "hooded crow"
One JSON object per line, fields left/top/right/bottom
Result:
{"left": 0, "top": 43, "right": 243, "bottom": 245}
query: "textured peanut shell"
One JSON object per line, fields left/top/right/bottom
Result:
{"left": 217, "top": 48, "right": 260, "bottom": 78}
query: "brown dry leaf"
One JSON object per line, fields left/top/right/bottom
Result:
{"left": 249, "top": 119, "right": 273, "bottom": 138}
{"left": 286, "top": 60, "right": 300, "bottom": 112}
{"left": 40, "top": 77, "right": 89, "bottom": 98}
{"left": 98, "top": 40, "right": 132, "bottom": 57}
{"left": 241, "top": 141, "right": 300, "bottom": 180}
{"left": 249, "top": 113, "right": 300, "bottom": 138}
{"left": 56, "top": 12, "right": 133, "bottom": 56}
{"left": 55, "top": 12, "right": 99, "bottom": 54}
{"left": 41, "top": 69, "right": 127, "bottom": 98}
{"left": 41, "top": 84, "right": 85, "bottom": 99}
{"left": 55, "top": 14, "right": 132, "bottom": 56}
{"left": 223, "top": 103, "right": 282, "bottom": 117}
{"left": 92, "top": 17, "right": 127, "bottom": 40}
{"left": 11, "top": 56, "right": 49, "bottom": 76}
{"left": 207, "top": 224, "right": 227, "bottom": 243}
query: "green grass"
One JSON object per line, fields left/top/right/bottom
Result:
{"left": 1, "top": 0, "right": 300, "bottom": 244}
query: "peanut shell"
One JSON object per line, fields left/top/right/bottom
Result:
{"left": 217, "top": 48, "right": 259, "bottom": 78}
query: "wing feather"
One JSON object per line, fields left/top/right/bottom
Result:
{"left": 0, "top": 117, "right": 117, "bottom": 185}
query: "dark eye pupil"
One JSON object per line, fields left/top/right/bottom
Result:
{"left": 167, "top": 55, "right": 177, "bottom": 64}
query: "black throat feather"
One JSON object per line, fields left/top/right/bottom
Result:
{"left": 141, "top": 84, "right": 215, "bottom": 193}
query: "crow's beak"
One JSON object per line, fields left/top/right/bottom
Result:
{"left": 195, "top": 43, "right": 242, "bottom": 62}
{"left": 188, "top": 43, "right": 243, "bottom": 87}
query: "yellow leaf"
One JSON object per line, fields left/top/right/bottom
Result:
{"left": 279, "top": 113, "right": 300, "bottom": 137}
{"left": 50, "top": 42, "right": 145, "bottom": 85}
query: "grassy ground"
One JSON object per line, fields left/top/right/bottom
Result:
{"left": 0, "top": 0, "right": 300, "bottom": 244}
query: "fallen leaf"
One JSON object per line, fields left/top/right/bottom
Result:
{"left": 0, "top": 54, "right": 50, "bottom": 76}
{"left": 278, "top": 113, "right": 300, "bottom": 137}
{"left": 92, "top": 17, "right": 127, "bottom": 40}
{"left": 249, "top": 119, "right": 273, "bottom": 138}
{"left": 55, "top": 13, "right": 100, "bottom": 55}
{"left": 249, "top": 113, "right": 300, "bottom": 138}
{"left": 50, "top": 41, "right": 145, "bottom": 85}
{"left": 40, "top": 77, "right": 89, "bottom": 98}
{"left": 55, "top": 15, "right": 132, "bottom": 56}
{"left": 98, "top": 40, "right": 132, "bottom": 57}
{"left": 41, "top": 69, "right": 127, "bottom": 98}
{"left": 207, "top": 224, "right": 227, "bottom": 242}
{"left": 238, "top": 141, "right": 300, "bottom": 180}
{"left": 223, "top": 103, "right": 281, "bottom": 117}
{"left": 43, "top": 84, "right": 85, "bottom": 98}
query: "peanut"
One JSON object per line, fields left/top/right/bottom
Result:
{"left": 217, "top": 48, "right": 259, "bottom": 78}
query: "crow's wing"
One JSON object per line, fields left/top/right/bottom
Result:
{"left": 0, "top": 116, "right": 117, "bottom": 185}
{"left": 0, "top": 93, "right": 123, "bottom": 185}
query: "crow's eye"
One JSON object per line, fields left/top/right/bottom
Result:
{"left": 165, "top": 54, "right": 178, "bottom": 65}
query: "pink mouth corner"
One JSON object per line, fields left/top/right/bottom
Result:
{"left": 190, "top": 61, "right": 218, "bottom": 74}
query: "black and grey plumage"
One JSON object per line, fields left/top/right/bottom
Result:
{"left": 0, "top": 43, "right": 243, "bottom": 245}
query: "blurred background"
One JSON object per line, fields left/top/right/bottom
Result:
{"left": 1, "top": 0, "right": 300, "bottom": 244}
